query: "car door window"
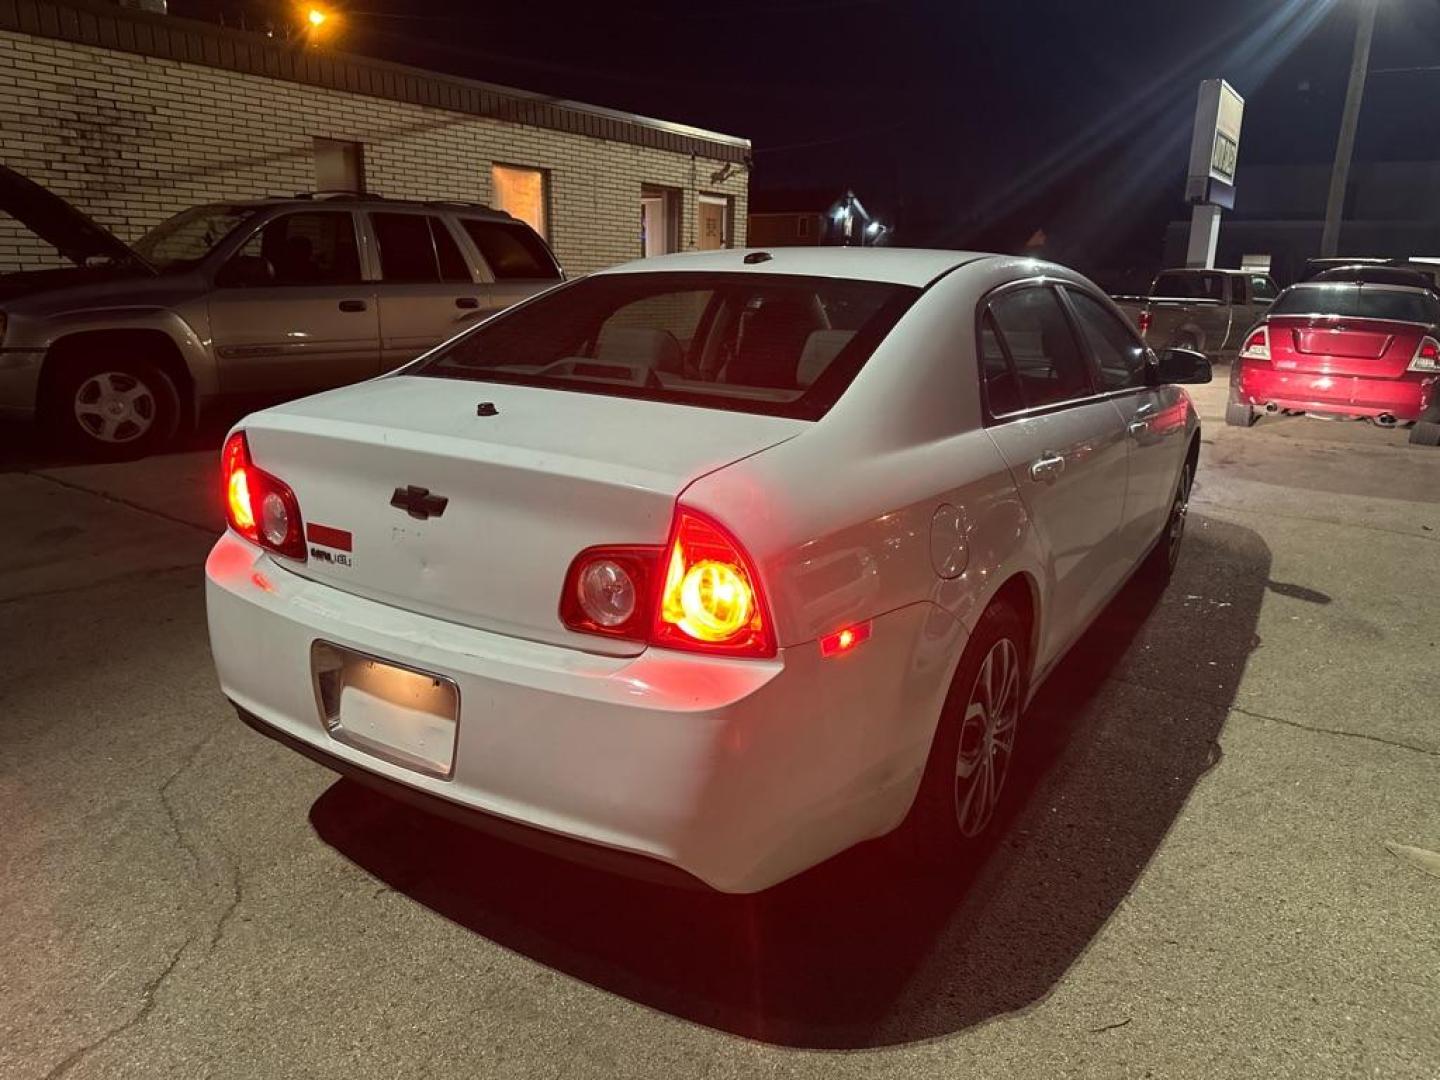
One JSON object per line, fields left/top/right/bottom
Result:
{"left": 372, "top": 212, "right": 440, "bottom": 283}
{"left": 987, "top": 285, "right": 1093, "bottom": 409}
{"left": 1066, "top": 289, "right": 1149, "bottom": 391}
{"left": 430, "top": 218, "right": 472, "bottom": 283}
{"left": 228, "top": 211, "right": 361, "bottom": 286}
{"left": 459, "top": 218, "right": 562, "bottom": 281}
{"left": 979, "top": 311, "right": 1024, "bottom": 416}
{"left": 1250, "top": 275, "right": 1276, "bottom": 302}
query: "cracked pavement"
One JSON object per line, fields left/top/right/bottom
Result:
{"left": 1, "top": 377, "right": 1437, "bottom": 1079}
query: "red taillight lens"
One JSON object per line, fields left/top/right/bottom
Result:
{"left": 1137, "top": 309, "right": 1152, "bottom": 335}
{"left": 221, "top": 431, "right": 306, "bottom": 561}
{"left": 559, "top": 546, "right": 655, "bottom": 639}
{"left": 1240, "top": 326, "right": 1270, "bottom": 361}
{"left": 559, "top": 507, "right": 776, "bottom": 658}
{"left": 1409, "top": 336, "right": 1440, "bottom": 373}
{"left": 654, "top": 509, "right": 773, "bottom": 657}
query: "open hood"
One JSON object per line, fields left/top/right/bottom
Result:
{"left": 0, "top": 165, "right": 152, "bottom": 273}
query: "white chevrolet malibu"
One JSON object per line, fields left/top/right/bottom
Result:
{"left": 206, "top": 248, "right": 1210, "bottom": 893}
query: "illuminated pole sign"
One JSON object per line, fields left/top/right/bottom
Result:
{"left": 1184, "top": 79, "right": 1243, "bottom": 269}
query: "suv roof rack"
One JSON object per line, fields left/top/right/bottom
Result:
{"left": 278, "top": 191, "right": 501, "bottom": 214}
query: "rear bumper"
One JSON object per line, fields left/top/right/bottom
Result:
{"left": 205, "top": 532, "right": 946, "bottom": 893}
{"left": 1237, "top": 365, "right": 1435, "bottom": 420}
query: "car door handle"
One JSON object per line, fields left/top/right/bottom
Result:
{"left": 455, "top": 297, "right": 480, "bottom": 310}
{"left": 338, "top": 299, "right": 368, "bottom": 313}
{"left": 1028, "top": 452, "right": 1066, "bottom": 483}
{"left": 1127, "top": 419, "right": 1149, "bottom": 437}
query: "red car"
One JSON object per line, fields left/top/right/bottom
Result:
{"left": 1226, "top": 281, "right": 1440, "bottom": 434}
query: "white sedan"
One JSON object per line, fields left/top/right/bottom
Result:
{"left": 206, "top": 248, "right": 1209, "bottom": 893}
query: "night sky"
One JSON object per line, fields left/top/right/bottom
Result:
{"left": 172, "top": 0, "right": 1440, "bottom": 283}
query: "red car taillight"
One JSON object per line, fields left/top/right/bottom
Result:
{"left": 559, "top": 507, "right": 776, "bottom": 658}
{"left": 1137, "top": 310, "right": 1152, "bottom": 335}
{"left": 1239, "top": 326, "right": 1270, "bottom": 361}
{"left": 1409, "top": 336, "right": 1440, "bottom": 373}
{"left": 221, "top": 431, "right": 307, "bottom": 561}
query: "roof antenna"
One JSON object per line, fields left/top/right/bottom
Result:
{"left": 744, "top": 251, "right": 773, "bottom": 265}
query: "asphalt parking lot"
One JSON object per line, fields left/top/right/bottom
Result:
{"left": 2, "top": 377, "right": 1437, "bottom": 1080}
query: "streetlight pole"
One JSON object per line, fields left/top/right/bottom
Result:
{"left": 1320, "top": 0, "right": 1379, "bottom": 258}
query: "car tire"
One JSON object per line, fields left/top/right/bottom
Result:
{"left": 896, "top": 598, "right": 1029, "bottom": 873}
{"left": 1225, "top": 400, "right": 1257, "bottom": 427}
{"left": 1139, "top": 459, "right": 1193, "bottom": 585}
{"left": 1411, "top": 419, "right": 1440, "bottom": 447}
{"left": 45, "top": 354, "right": 182, "bottom": 460}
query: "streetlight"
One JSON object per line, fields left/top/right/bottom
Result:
{"left": 1320, "top": 0, "right": 1379, "bottom": 258}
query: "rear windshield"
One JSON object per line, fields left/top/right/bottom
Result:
{"left": 1152, "top": 272, "right": 1224, "bottom": 300}
{"left": 1271, "top": 284, "right": 1440, "bottom": 324}
{"left": 415, "top": 272, "right": 920, "bottom": 419}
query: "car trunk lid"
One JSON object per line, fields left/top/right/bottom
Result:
{"left": 242, "top": 376, "right": 804, "bottom": 656}
{"left": 1266, "top": 315, "right": 1424, "bottom": 378}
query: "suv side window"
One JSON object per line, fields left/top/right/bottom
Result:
{"left": 460, "top": 218, "right": 561, "bottom": 281}
{"left": 229, "top": 211, "right": 361, "bottom": 286}
{"left": 987, "top": 285, "right": 1093, "bottom": 410}
{"left": 372, "top": 212, "right": 440, "bottom": 283}
{"left": 1066, "top": 289, "right": 1149, "bottom": 391}
{"left": 430, "top": 218, "right": 472, "bottom": 283}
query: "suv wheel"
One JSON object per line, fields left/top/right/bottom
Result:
{"left": 47, "top": 356, "right": 181, "bottom": 460}
{"left": 898, "top": 599, "right": 1028, "bottom": 871}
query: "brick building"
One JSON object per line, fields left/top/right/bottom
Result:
{"left": 0, "top": 0, "right": 750, "bottom": 276}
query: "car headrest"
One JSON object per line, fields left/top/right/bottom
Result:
{"left": 595, "top": 327, "right": 684, "bottom": 373}
{"left": 796, "top": 329, "right": 856, "bottom": 387}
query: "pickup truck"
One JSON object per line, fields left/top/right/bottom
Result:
{"left": 1113, "top": 268, "right": 1278, "bottom": 361}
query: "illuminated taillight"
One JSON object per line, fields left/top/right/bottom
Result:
{"left": 1409, "top": 336, "right": 1440, "bottom": 373}
{"left": 654, "top": 509, "right": 772, "bottom": 656}
{"left": 1240, "top": 326, "right": 1270, "bottom": 361}
{"left": 1137, "top": 309, "right": 1152, "bottom": 335}
{"left": 221, "top": 431, "right": 307, "bottom": 561}
{"left": 559, "top": 507, "right": 775, "bottom": 658}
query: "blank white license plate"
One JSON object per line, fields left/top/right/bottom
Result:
{"left": 311, "top": 642, "right": 460, "bottom": 779}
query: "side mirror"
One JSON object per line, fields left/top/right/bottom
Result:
{"left": 1153, "top": 347, "right": 1212, "bottom": 385}
{"left": 217, "top": 254, "right": 274, "bottom": 288}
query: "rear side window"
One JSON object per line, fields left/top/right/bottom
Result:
{"left": 986, "top": 286, "right": 1093, "bottom": 409}
{"left": 430, "top": 218, "right": 472, "bottom": 283}
{"left": 460, "top": 219, "right": 561, "bottom": 280}
{"left": 233, "top": 210, "right": 361, "bottom": 285}
{"left": 416, "top": 271, "right": 917, "bottom": 420}
{"left": 1271, "top": 285, "right": 1440, "bottom": 324}
{"left": 372, "top": 213, "right": 438, "bottom": 283}
{"left": 1250, "top": 275, "right": 1277, "bottom": 301}
{"left": 1067, "top": 289, "right": 1149, "bottom": 391}
{"left": 980, "top": 312, "right": 1024, "bottom": 416}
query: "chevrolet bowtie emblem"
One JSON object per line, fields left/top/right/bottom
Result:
{"left": 390, "top": 485, "right": 449, "bottom": 520}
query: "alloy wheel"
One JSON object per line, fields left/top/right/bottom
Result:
{"left": 73, "top": 371, "right": 157, "bottom": 444}
{"left": 954, "top": 636, "right": 1021, "bottom": 838}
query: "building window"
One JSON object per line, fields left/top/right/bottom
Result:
{"left": 492, "top": 164, "right": 549, "bottom": 239}
{"left": 314, "top": 138, "right": 364, "bottom": 193}
{"left": 797, "top": 216, "right": 810, "bottom": 240}
{"left": 640, "top": 185, "right": 681, "bottom": 257}
{"left": 697, "top": 194, "right": 732, "bottom": 251}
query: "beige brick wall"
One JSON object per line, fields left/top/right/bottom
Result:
{"left": 0, "top": 29, "right": 749, "bottom": 275}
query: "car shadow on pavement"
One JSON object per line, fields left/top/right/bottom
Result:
{"left": 310, "top": 512, "right": 1270, "bottom": 1050}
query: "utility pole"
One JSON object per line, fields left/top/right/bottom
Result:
{"left": 1320, "top": 0, "right": 1379, "bottom": 258}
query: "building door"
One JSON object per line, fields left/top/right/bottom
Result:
{"left": 697, "top": 195, "right": 731, "bottom": 250}
{"left": 641, "top": 186, "right": 680, "bottom": 257}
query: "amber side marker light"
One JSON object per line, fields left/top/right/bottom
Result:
{"left": 820, "top": 620, "right": 873, "bottom": 658}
